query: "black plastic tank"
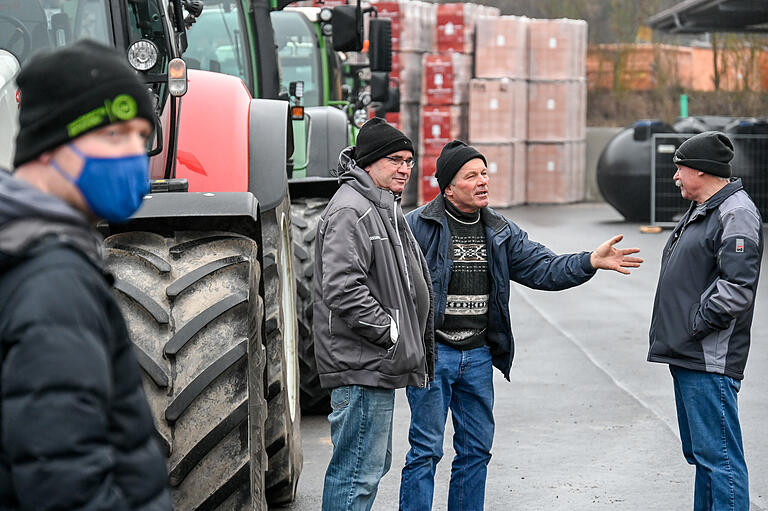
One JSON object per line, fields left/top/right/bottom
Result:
{"left": 724, "top": 118, "right": 768, "bottom": 188}
{"left": 596, "top": 119, "right": 674, "bottom": 222}
{"left": 673, "top": 115, "right": 736, "bottom": 133}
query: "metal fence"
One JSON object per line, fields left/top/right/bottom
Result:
{"left": 651, "top": 133, "right": 768, "bottom": 225}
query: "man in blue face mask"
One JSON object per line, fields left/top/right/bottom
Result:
{"left": 0, "top": 40, "right": 171, "bottom": 510}
{"left": 11, "top": 39, "right": 154, "bottom": 223}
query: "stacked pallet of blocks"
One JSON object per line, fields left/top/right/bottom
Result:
{"left": 469, "top": 15, "right": 529, "bottom": 207}
{"left": 418, "top": 2, "right": 500, "bottom": 205}
{"left": 527, "top": 18, "right": 588, "bottom": 204}
{"left": 370, "top": 0, "right": 436, "bottom": 206}
{"left": 470, "top": 16, "right": 587, "bottom": 206}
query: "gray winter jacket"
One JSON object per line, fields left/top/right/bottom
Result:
{"left": 313, "top": 148, "right": 435, "bottom": 390}
{"left": 648, "top": 179, "right": 763, "bottom": 380}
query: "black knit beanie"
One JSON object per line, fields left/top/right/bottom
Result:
{"left": 14, "top": 39, "right": 154, "bottom": 168}
{"left": 673, "top": 131, "right": 734, "bottom": 178}
{"left": 435, "top": 140, "right": 487, "bottom": 192}
{"left": 354, "top": 117, "right": 413, "bottom": 169}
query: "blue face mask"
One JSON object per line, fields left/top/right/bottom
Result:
{"left": 51, "top": 144, "right": 150, "bottom": 223}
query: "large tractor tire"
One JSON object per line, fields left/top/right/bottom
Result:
{"left": 290, "top": 197, "right": 331, "bottom": 416}
{"left": 260, "top": 197, "right": 303, "bottom": 505}
{"left": 105, "top": 231, "right": 268, "bottom": 510}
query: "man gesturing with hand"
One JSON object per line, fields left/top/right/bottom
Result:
{"left": 400, "top": 140, "right": 643, "bottom": 511}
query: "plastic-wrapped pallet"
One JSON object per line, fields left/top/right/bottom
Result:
{"left": 435, "top": 3, "right": 499, "bottom": 54}
{"left": 527, "top": 80, "right": 586, "bottom": 142}
{"left": 529, "top": 18, "right": 588, "bottom": 80}
{"left": 474, "top": 15, "right": 529, "bottom": 79}
{"left": 417, "top": 154, "right": 440, "bottom": 205}
{"left": 391, "top": 51, "right": 424, "bottom": 103}
{"left": 469, "top": 78, "right": 527, "bottom": 143}
{"left": 371, "top": 0, "right": 435, "bottom": 52}
{"left": 420, "top": 105, "right": 469, "bottom": 157}
{"left": 473, "top": 142, "right": 526, "bottom": 207}
{"left": 526, "top": 141, "right": 586, "bottom": 203}
{"left": 385, "top": 103, "right": 423, "bottom": 206}
{"left": 385, "top": 103, "right": 420, "bottom": 151}
{"left": 421, "top": 53, "right": 473, "bottom": 106}
{"left": 418, "top": 103, "right": 468, "bottom": 202}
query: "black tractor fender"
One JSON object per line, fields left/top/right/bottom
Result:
{"left": 249, "top": 98, "right": 290, "bottom": 212}
{"left": 288, "top": 176, "right": 340, "bottom": 201}
{"left": 101, "top": 192, "right": 261, "bottom": 240}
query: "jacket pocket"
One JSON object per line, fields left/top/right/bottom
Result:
{"left": 328, "top": 310, "right": 363, "bottom": 369}
{"left": 384, "top": 307, "right": 401, "bottom": 359}
{"left": 688, "top": 303, "right": 698, "bottom": 336}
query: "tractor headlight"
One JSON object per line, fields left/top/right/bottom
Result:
{"left": 319, "top": 7, "right": 333, "bottom": 22}
{"left": 353, "top": 109, "right": 368, "bottom": 128}
{"left": 127, "top": 40, "right": 159, "bottom": 71}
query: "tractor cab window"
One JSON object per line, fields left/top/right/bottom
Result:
{"left": 184, "top": 1, "right": 250, "bottom": 89}
{"left": 0, "top": 0, "right": 111, "bottom": 64}
{"left": 326, "top": 42, "right": 343, "bottom": 103}
{"left": 271, "top": 11, "right": 322, "bottom": 107}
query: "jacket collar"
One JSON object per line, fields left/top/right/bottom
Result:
{"left": 703, "top": 178, "right": 743, "bottom": 209}
{"left": 686, "top": 178, "right": 744, "bottom": 223}
{"left": 0, "top": 172, "right": 103, "bottom": 270}
{"left": 419, "top": 194, "right": 507, "bottom": 233}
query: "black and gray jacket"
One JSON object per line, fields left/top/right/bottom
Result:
{"left": 0, "top": 172, "right": 171, "bottom": 511}
{"left": 313, "top": 148, "right": 435, "bottom": 390}
{"left": 648, "top": 178, "right": 763, "bottom": 380}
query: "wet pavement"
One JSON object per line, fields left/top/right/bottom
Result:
{"left": 279, "top": 202, "right": 768, "bottom": 511}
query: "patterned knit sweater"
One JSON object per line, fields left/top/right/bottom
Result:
{"left": 436, "top": 199, "right": 489, "bottom": 350}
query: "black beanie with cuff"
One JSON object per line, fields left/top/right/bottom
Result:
{"left": 673, "top": 131, "right": 734, "bottom": 178}
{"left": 435, "top": 140, "right": 487, "bottom": 192}
{"left": 353, "top": 117, "right": 413, "bottom": 169}
{"left": 13, "top": 39, "right": 155, "bottom": 168}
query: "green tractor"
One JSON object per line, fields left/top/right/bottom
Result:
{"left": 184, "top": 0, "right": 394, "bottom": 415}
{"left": 0, "top": 0, "right": 311, "bottom": 508}
{"left": 272, "top": 4, "right": 394, "bottom": 415}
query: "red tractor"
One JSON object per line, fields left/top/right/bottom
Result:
{"left": 0, "top": 0, "right": 318, "bottom": 507}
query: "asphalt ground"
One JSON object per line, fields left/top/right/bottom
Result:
{"left": 278, "top": 202, "right": 768, "bottom": 511}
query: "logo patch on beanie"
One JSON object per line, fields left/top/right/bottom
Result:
{"left": 736, "top": 238, "right": 744, "bottom": 253}
{"left": 66, "top": 94, "right": 139, "bottom": 138}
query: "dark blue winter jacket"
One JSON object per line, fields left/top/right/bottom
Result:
{"left": 406, "top": 195, "right": 596, "bottom": 379}
{"left": 649, "top": 179, "right": 763, "bottom": 380}
{"left": 0, "top": 172, "right": 171, "bottom": 511}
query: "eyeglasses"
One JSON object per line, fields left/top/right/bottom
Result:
{"left": 383, "top": 156, "right": 416, "bottom": 169}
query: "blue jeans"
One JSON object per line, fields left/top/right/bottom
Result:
{"left": 670, "top": 366, "right": 749, "bottom": 511}
{"left": 322, "top": 385, "right": 395, "bottom": 511}
{"left": 400, "top": 343, "right": 494, "bottom": 511}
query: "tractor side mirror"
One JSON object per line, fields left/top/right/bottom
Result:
{"left": 375, "top": 86, "right": 400, "bottom": 117}
{"left": 385, "top": 86, "right": 400, "bottom": 113}
{"left": 331, "top": 5, "right": 363, "bottom": 52}
{"left": 370, "top": 71, "right": 389, "bottom": 103}
{"left": 368, "top": 18, "right": 392, "bottom": 73}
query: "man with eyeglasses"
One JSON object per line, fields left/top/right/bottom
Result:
{"left": 400, "top": 140, "right": 644, "bottom": 510}
{"left": 314, "top": 117, "right": 435, "bottom": 510}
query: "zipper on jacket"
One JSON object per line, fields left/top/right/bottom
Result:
{"left": 393, "top": 197, "right": 409, "bottom": 284}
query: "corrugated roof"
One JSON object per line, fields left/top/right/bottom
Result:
{"left": 648, "top": 0, "right": 768, "bottom": 33}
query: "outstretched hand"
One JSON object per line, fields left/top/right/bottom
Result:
{"left": 589, "top": 234, "right": 643, "bottom": 275}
